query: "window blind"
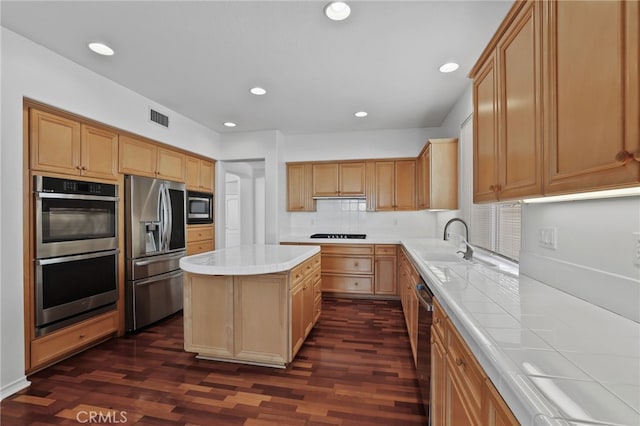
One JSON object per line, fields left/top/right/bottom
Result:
{"left": 459, "top": 115, "right": 521, "bottom": 262}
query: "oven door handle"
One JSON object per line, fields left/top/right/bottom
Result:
{"left": 36, "top": 249, "right": 119, "bottom": 265}
{"left": 36, "top": 192, "right": 119, "bottom": 202}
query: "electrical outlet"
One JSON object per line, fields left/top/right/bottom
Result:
{"left": 538, "top": 227, "right": 557, "bottom": 250}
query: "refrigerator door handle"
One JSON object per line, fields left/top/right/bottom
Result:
{"left": 159, "top": 183, "right": 171, "bottom": 251}
{"left": 164, "top": 185, "right": 173, "bottom": 250}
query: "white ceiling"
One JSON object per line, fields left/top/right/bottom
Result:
{"left": 1, "top": 0, "right": 513, "bottom": 135}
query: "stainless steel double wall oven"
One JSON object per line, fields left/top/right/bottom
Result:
{"left": 34, "top": 176, "right": 119, "bottom": 336}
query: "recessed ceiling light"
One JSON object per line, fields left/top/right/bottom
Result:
{"left": 88, "top": 42, "right": 114, "bottom": 56}
{"left": 250, "top": 87, "right": 267, "bottom": 96}
{"left": 223, "top": 122, "right": 237, "bottom": 128}
{"left": 324, "top": 1, "right": 351, "bottom": 21}
{"left": 439, "top": 62, "right": 459, "bottom": 73}
{"left": 354, "top": 111, "right": 368, "bottom": 118}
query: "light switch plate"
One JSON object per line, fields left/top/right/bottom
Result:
{"left": 633, "top": 232, "right": 640, "bottom": 266}
{"left": 538, "top": 227, "right": 557, "bottom": 250}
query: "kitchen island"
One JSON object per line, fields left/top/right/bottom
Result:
{"left": 179, "top": 244, "right": 321, "bottom": 368}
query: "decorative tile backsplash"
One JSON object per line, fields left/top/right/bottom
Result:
{"left": 288, "top": 199, "right": 437, "bottom": 238}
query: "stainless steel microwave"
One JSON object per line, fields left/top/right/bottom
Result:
{"left": 187, "top": 191, "right": 213, "bottom": 224}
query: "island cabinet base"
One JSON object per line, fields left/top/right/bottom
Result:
{"left": 183, "top": 252, "right": 321, "bottom": 368}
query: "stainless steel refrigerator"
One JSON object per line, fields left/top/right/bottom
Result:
{"left": 125, "top": 175, "right": 186, "bottom": 332}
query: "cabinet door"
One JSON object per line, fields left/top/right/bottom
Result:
{"left": 374, "top": 256, "right": 397, "bottom": 295}
{"left": 183, "top": 274, "right": 234, "bottom": 358}
{"left": 81, "top": 125, "right": 118, "bottom": 180}
{"left": 473, "top": 53, "right": 500, "bottom": 203}
{"left": 312, "top": 163, "right": 339, "bottom": 197}
{"left": 339, "top": 162, "right": 366, "bottom": 196}
{"left": 395, "top": 160, "right": 416, "bottom": 210}
{"left": 186, "top": 156, "right": 200, "bottom": 190}
{"left": 374, "top": 161, "right": 395, "bottom": 211}
{"left": 445, "top": 366, "right": 476, "bottom": 426}
{"left": 291, "top": 283, "right": 305, "bottom": 357}
{"left": 303, "top": 277, "right": 315, "bottom": 337}
{"left": 30, "top": 109, "right": 81, "bottom": 175}
{"left": 544, "top": 0, "right": 640, "bottom": 193}
{"left": 431, "top": 330, "right": 446, "bottom": 426}
{"left": 287, "top": 163, "right": 314, "bottom": 211}
{"left": 234, "top": 275, "right": 287, "bottom": 364}
{"left": 497, "top": 0, "right": 543, "bottom": 200}
{"left": 157, "top": 148, "right": 185, "bottom": 182}
{"left": 199, "top": 160, "right": 215, "bottom": 192}
{"left": 417, "top": 146, "right": 430, "bottom": 209}
{"left": 485, "top": 378, "right": 519, "bottom": 426}
{"left": 119, "top": 135, "right": 157, "bottom": 177}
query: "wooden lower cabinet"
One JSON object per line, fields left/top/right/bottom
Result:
{"left": 431, "top": 329, "right": 447, "bottom": 426}
{"left": 431, "top": 299, "right": 519, "bottom": 426}
{"left": 374, "top": 245, "right": 397, "bottom": 295}
{"left": 186, "top": 224, "right": 215, "bottom": 255}
{"left": 30, "top": 310, "right": 118, "bottom": 371}
{"left": 183, "top": 253, "right": 320, "bottom": 367}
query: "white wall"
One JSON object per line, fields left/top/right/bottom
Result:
{"left": 520, "top": 197, "right": 640, "bottom": 322}
{"left": 284, "top": 127, "right": 447, "bottom": 162}
{"left": 0, "top": 28, "right": 221, "bottom": 398}
{"left": 219, "top": 130, "right": 284, "bottom": 245}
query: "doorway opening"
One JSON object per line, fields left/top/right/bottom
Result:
{"left": 218, "top": 160, "right": 266, "bottom": 248}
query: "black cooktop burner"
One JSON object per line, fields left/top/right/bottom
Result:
{"left": 310, "top": 233, "right": 367, "bottom": 239}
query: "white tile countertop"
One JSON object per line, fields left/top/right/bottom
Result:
{"left": 280, "top": 235, "right": 640, "bottom": 425}
{"left": 399, "top": 238, "right": 640, "bottom": 426}
{"left": 180, "top": 244, "right": 320, "bottom": 275}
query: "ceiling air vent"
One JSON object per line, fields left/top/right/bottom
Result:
{"left": 149, "top": 108, "right": 169, "bottom": 128}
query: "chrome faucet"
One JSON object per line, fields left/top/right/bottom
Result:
{"left": 443, "top": 218, "right": 474, "bottom": 261}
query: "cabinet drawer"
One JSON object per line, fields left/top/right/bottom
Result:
{"left": 433, "top": 298, "right": 447, "bottom": 342}
{"left": 322, "top": 256, "right": 373, "bottom": 274}
{"left": 321, "top": 244, "right": 374, "bottom": 256}
{"left": 291, "top": 254, "right": 320, "bottom": 288}
{"left": 187, "top": 239, "right": 214, "bottom": 256}
{"left": 446, "top": 318, "right": 486, "bottom": 419}
{"left": 187, "top": 225, "right": 214, "bottom": 242}
{"left": 322, "top": 275, "right": 373, "bottom": 294}
{"left": 31, "top": 310, "right": 118, "bottom": 368}
{"left": 375, "top": 244, "right": 397, "bottom": 256}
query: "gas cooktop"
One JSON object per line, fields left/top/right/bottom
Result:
{"left": 310, "top": 233, "right": 367, "bottom": 239}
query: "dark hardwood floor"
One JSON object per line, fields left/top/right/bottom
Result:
{"left": 1, "top": 298, "right": 427, "bottom": 425}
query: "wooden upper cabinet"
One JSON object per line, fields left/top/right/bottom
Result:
{"left": 472, "top": 0, "right": 639, "bottom": 201}
{"left": 80, "top": 125, "right": 119, "bottom": 180}
{"left": 472, "top": 0, "right": 543, "bottom": 203}
{"left": 395, "top": 160, "right": 416, "bottom": 210}
{"left": 287, "top": 163, "right": 314, "bottom": 211}
{"left": 119, "top": 135, "right": 186, "bottom": 182}
{"left": 339, "top": 162, "right": 366, "bottom": 196}
{"left": 498, "top": 0, "right": 543, "bottom": 200}
{"left": 312, "top": 162, "right": 365, "bottom": 197}
{"left": 544, "top": 0, "right": 640, "bottom": 194}
{"left": 312, "top": 163, "right": 339, "bottom": 197}
{"left": 374, "top": 160, "right": 416, "bottom": 211}
{"left": 473, "top": 52, "right": 500, "bottom": 203}
{"left": 418, "top": 139, "right": 458, "bottom": 210}
{"left": 186, "top": 156, "right": 215, "bottom": 192}
{"left": 30, "top": 108, "right": 118, "bottom": 180}
{"left": 119, "top": 135, "right": 157, "bottom": 178}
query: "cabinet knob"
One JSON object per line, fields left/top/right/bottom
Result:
{"left": 354, "top": 282, "right": 358, "bottom": 286}
{"left": 455, "top": 357, "right": 464, "bottom": 367}
{"left": 616, "top": 150, "right": 638, "bottom": 164}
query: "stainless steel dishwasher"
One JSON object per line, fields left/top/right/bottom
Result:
{"left": 415, "top": 278, "right": 434, "bottom": 423}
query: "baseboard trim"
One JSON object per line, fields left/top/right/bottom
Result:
{"left": 1, "top": 376, "right": 30, "bottom": 400}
